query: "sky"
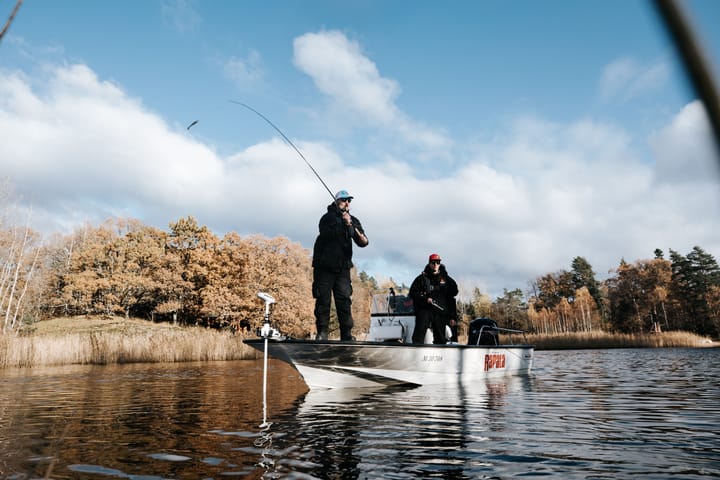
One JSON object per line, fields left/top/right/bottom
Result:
{"left": 1, "top": 0, "right": 720, "bottom": 299}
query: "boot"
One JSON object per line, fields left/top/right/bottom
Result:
{"left": 315, "top": 330, "right": 328, "bottom": 341}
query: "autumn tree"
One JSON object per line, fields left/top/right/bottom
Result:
{"left": 159, "top": 216, "right": 216, "bottom": 324}
{"left": 570, "top": 256, "right": 603, "bottom": 317}
{"left": 105, "top": 221, "right": 165, "bottom": 318}
{"left": 461, "top": 287, "right": 493, "bottom": 320}
{"left": 237, "top": 234, "right": 314, "bottom": 338}
{"left": 490, "top": 288, "right": 528, "bottom": 331}
{"left": 531, "top": 270, "right": 575, "bottom": 311}
{"left": 606, "top": 257, "right": 673, "bottom": 333}
{"left": 45, "top": 219, "right": 165, "bottom": 318}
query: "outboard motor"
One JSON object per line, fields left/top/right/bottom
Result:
{"left": 468, "top": 318, "right": 499, "bottom": 345}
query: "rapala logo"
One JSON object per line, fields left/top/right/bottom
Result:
{"left": 484, "top": 353, "right": 506, "bottom": 371}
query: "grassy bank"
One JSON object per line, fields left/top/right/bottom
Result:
{"left": 507, "top": 330, "right": 716, "bottom": 350}
{"left": 1, "top": 316, "right": 257, "bottom": 369}
{"left": 1, "top": 317, "right": 716, "bottom": 369}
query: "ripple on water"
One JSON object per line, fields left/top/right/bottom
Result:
{"left": 2, "top": 352, "right": 719, "bottom": 479}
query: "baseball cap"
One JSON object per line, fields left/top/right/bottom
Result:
{"left": 428, "top": 253, "right": 442, "bottom": 262}
{"left": 334, "top": 190, "right": 354, "bottom": 200}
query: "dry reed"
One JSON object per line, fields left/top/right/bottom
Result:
{"left": 1, "top": 317, "right": 258, "bottom": 368}
{"left": 507, "top": 330, "right": 715, "bottom": 350}
{"left": 2, "top": 317, "right": 716, "bottom": 369}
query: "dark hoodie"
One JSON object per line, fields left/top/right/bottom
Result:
{"left": 312, "top": 202, "right": 368, "bottom": 271}
{"left": 409, "top": 264, "right": 459, "bottom": 318}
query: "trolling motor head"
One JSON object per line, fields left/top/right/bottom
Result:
{"left": 257, "top": 292, "right": 282, "bottom": 339}
{"left": 258, "top": 292, "right": 276, "bottom": 306}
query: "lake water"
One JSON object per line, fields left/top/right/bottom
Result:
{"left": 1, "top": 348, "right": 718, "bottom": 479}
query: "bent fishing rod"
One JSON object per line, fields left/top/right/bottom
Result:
{"left": 230, "top": 101, "right": 366, "bottom": 245}
{"left": 229, "top": 100, "right": 336, "bottom": 201}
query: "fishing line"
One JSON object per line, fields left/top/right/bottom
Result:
{"left": 230, "top": 100, "right": 335, "bottom": 200}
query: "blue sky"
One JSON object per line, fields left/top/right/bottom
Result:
{"left": 2, "top": 0, "right": 719, "bottom": 299}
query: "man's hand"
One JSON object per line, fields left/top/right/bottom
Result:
{"left": 355, "top": 230, "right": 369, "bottom": 247}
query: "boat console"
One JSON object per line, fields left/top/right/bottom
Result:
{"left": 366, "top": 290, "right": 416, "bottom": 343}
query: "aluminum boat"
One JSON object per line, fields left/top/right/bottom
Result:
{"left": 244, "top": 291, "right": 534, "bottom": 389}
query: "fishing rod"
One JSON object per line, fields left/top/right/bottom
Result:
{"left": 230, "top": 100, "right": 335, "bottom": 201}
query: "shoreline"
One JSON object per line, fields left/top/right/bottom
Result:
{"left": 1, "top": 316, "right": 716, "bottom": 369}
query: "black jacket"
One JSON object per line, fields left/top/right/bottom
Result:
{"left": 409, "top": 264, "right": 458, "bottom": 318}
{"left": 312, "top": 202, "right": 368, "bottom": 271}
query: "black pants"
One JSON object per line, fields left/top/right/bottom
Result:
{"left": 412, "top": 308, "right": 448, "bottom": 344}
{"left": 313, "top": 268, "right": 353, "bottom": 340}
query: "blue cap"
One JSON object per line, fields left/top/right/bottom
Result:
{"left": 334, "top": 190, "right": 353, "bottom": 200}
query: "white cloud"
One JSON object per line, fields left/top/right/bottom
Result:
{"left": 1, "top": 64, "right": 224, "bottom": 222}
{"left": 600, "top": 57, "right": 669, "bottom": 103}
{"left": 222, "top": 50, "right": 265, "bottom": 91}
{"left": 293, "top": 31, "right": 398, "bottom": 122}
{"left": 292, "top": 30, "right": 451, "bottom": 151}
{"left": 161, "top": 0, "right": 201, "bottom": 33}
{"left": 650, "top": 100, "right": 720, "bottom": 183}
{"left": 1, "top": 61, "right": 718, "bottom": 300}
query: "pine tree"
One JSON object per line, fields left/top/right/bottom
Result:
{"left": 669, "top": 247, "right": 720, "bottom": 336}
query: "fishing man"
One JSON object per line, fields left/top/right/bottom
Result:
{"left": 312, "top": 190, "right": 369, "bottom": 341}
{"left": 409, "top": 253, "right": 459, "bottom": 344}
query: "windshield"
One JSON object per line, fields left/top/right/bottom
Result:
{"left": 371, "top": 293, "right": 414, "bottom": 316}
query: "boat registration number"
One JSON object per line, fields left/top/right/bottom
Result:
{"left": 422, "top": 355, "right": 443, "bottom": 362}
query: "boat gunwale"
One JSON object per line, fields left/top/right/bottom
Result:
{"left": 243, "top": 338, "right": 535, "bottom": 349}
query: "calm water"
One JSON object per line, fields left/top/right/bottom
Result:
{"left": 1, "top": 348, "right": 718, "bottom": 479}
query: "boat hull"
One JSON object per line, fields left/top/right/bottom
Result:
{"left": 244, "top": 338, "right": 534, "bottom": 389}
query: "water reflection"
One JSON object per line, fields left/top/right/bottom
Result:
{"left": 0, "top": 361, "right": 307, "bottom": 479}
{"left": 260, "top": 376, "right": 533, "bottom": 478}
{"left": 1, "top": 349, "right": 718, "bottom": 479}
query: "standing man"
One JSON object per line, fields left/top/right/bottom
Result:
{"left": 409, "top": 253, "right": 459, "bottom": 344}
{"left": 312, "top": 190, "right": 369, "bottom": 341}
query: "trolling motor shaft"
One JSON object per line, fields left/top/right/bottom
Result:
{"left": 257, "top": 291, "right": 277, "bottom": 429}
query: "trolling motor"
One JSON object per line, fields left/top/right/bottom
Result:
{"left": 257, "top": 291, "right": 278, "bottom": 429}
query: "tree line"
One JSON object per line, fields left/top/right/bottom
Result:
{"left": 458, "top": 249, "right": 720, "bottom": 338}
{"left": 1, "top": 208, "right": 718, "bottom": 338}
{"left": 1, "top": 214, "right": 375, "bottom": 338}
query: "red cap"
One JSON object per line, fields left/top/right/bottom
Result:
{"left": 428, "top": 253, "right": 441, "bottom": 262}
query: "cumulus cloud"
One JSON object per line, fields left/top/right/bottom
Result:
{"left": 1, "top": 64, "right": 222, "bottom": 225}
{"left": 292, "top": 30, "right": 451, "bottom": 151}
{"left": 1, "top": 60, "right": 718, "bottom": 298}
{"left": 650, "top": 100, "right": 720, "bottom": 183}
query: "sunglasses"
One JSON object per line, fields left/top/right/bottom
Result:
{"left": 430, "top": 260, "right": 441, "bottom": 265}
{"left": 338, "top": 198, "right": 352, "bottom": 203}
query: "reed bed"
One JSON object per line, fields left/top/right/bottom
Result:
{"left": 2, "top": 317, "right": 716, "bottom": 369}
{"left": 1, "top": 317, "right": 258, "bottom": 369}
{"left": 506, "top": 330, "right": 716, "bottom": 350}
